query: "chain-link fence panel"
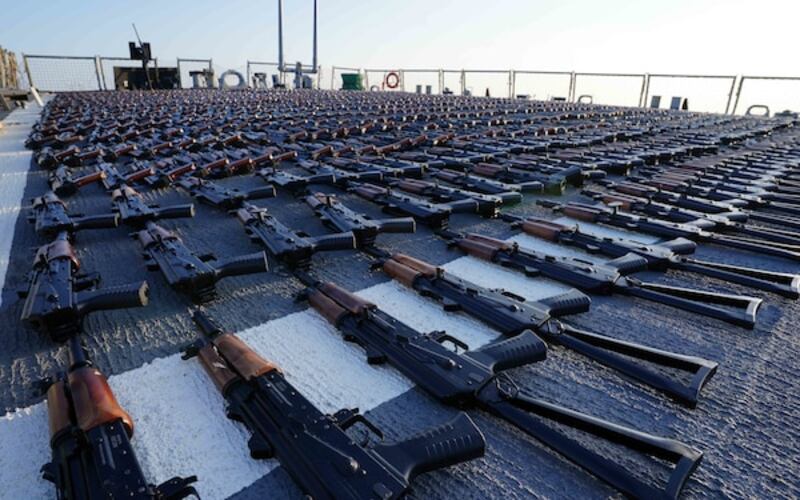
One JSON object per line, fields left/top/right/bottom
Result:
{"left": 24, "top": 55, "right": 100, "bottom": 92}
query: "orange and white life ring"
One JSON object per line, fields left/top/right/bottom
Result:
{"left": 384, "top": 71, "right": 401, "bottom": 89}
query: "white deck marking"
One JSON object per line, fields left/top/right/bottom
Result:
{"left": 0, "top": 105, "right": 44, "bottom": 308}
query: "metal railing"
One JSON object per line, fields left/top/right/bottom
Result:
{"left": 643, "top": 73, "right": 738, "bottom": 114}
{"left": 732, "top": 75, "right": 800, "bottom": 116}
{"left": 19, "top": 52, "right": 799, "bottom": 115}
{"left": 246, "top": 60, "right": 280, "bottom": 88}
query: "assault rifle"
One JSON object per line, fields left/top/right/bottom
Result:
{"left": 584, "top": 189, "right": 800, "bottom": 247}
{"left": 305, "top": 192, "right": 416, "bottom": 248}
{"left": 49, "top": 166, "right": 107, "bottom": 196}
{"left": 596, "top": 180, "right": 749, "bottom": 218}
{"left": 304, "top": 281, "right": 704, "bottom": 499}
{"left": 389, "top": 178, "right": 505, "bottom": 217}
{"left": 503, "top": 215, "right": 800, "bottom": 298}
{"left": 381, "top": 253, "right": 718, "bottom": 405}
{"left": 111, "top": 185, "right": 195, "bottom": 227}
{"left": 443, "top": 232, "right": 763, "bottom": 328}
{"left": 29, "top": 191, "right": 119, "bottom": 238}
{"left": 54, "top": 148, "right": 104, "bottom": 168}
{"left": 470, "top": 163, "right": 567, "bottom": 195}
{"left": 135, "top": 221, "right": 268, "bottom": 302}
{"left": 431, "top": 168, "right": 528, "bottom": 200}
{"left": 42, "top": 337, "right": 198, "bottom": 499}
{"left": 176, "top": 177, "right": 276, "bottom": 210}
{"left": 19, "top": 232, "right": 149, "bottom": 341}
{"left": 538, "top": 200, "right": 800, "bottom": 262}
{"left": 349, "top": 182, "right": 452, "bottom": 229}
{"left": 599, "top": 178, "right": 800, "bottom": 231}
{"left": 236, "top": 202, "right": 356, "bottom": 268}
{"left": 627, "top": 175, "right": 800, "bottom": 218}
{"left": 257, "top": 167, "right": 335, "bottom": 194}
{"left": 98, "top": 163, "right": 155, "bottom": 190}
{"left": 183, "top": 311, "right": 485, "bottom": 500}
{"left": 144, "top": 162, "right": 197, "bottom": 188}
{"left": 329, "top": 156, "right": 426, "bottom": 178}
{"left": 36, "top": 146, "right": 80, "bottom": 169}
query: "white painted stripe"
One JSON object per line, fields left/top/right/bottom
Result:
{"left": 0, "top": 106, "right": 42, "bottom": 309}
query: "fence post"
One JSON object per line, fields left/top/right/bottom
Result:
{"left": 567, "top": 72, "right": 576, "bottom": 101}
{"left": 22, "top": 54, "right": 33, "bottom": 89}
{"left": 438, "top": 69, "right": 444, "bottom": 94}
{"left": 460, "top": 69, "right": 466, "bottom": 95}
{"left": 93, "top": 56, "right": 104, "bottom": 90}
{"left": 509, "top": 69, "right": 515, "bottom": 98}
{"left": 724, "top": 76, "right": 737, "bottom": 115}
{"left": 177, "top": 58, "right": 183, "bottom": 88}
{"left": 642, "top": 74, "right": 652, "bottom": 108}
{"left": 245, "top": 60, "right": 250, "bottom": 88}
{"left": 363, "top": 69, "right": 369, "bottom": 90}
{"left": 731, "top": 76, "right": 745, "bottom": 115}
{"left": 399, "top": 70, "right": 405, "bottom": 92}
{"left": 638, "top": 74, "right": 649, "bottom": 107}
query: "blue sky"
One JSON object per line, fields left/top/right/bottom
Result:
{"left": 2, "top": 0, "right": 796, "bottom": 75}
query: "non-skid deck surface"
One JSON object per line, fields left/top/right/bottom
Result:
{"left": 1, "top": 97, "right": 799, "bottom": 500}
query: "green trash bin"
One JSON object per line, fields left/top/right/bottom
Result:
{"left": 341, "top": 73, "right": 364, "bottom": 91}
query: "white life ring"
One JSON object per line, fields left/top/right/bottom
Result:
{"left": 218, "top": 70, "right": 246, "bottom": 89}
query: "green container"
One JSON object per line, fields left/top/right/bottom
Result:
{"left": 341, "top": 73, "right": 364, "bottom": 91}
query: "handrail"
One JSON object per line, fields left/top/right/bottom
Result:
{"left": 731, "top": 74, "right": 800, "bottom": 115}
{"left": 21, "top": 51, "right": 800, "bottom": 114}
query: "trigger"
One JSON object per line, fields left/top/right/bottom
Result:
{"left": 247, "top": 434, "right": 274, "bottom": 459}
{"left": 365, "top": 346, "right": 386, "bottom": 365}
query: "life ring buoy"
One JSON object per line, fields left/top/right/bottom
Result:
{"left": 218, "top": 70, "right": 246, "bottom": 89}
{"left": 384, "top": 71, "right": 400, "bottom": 89}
